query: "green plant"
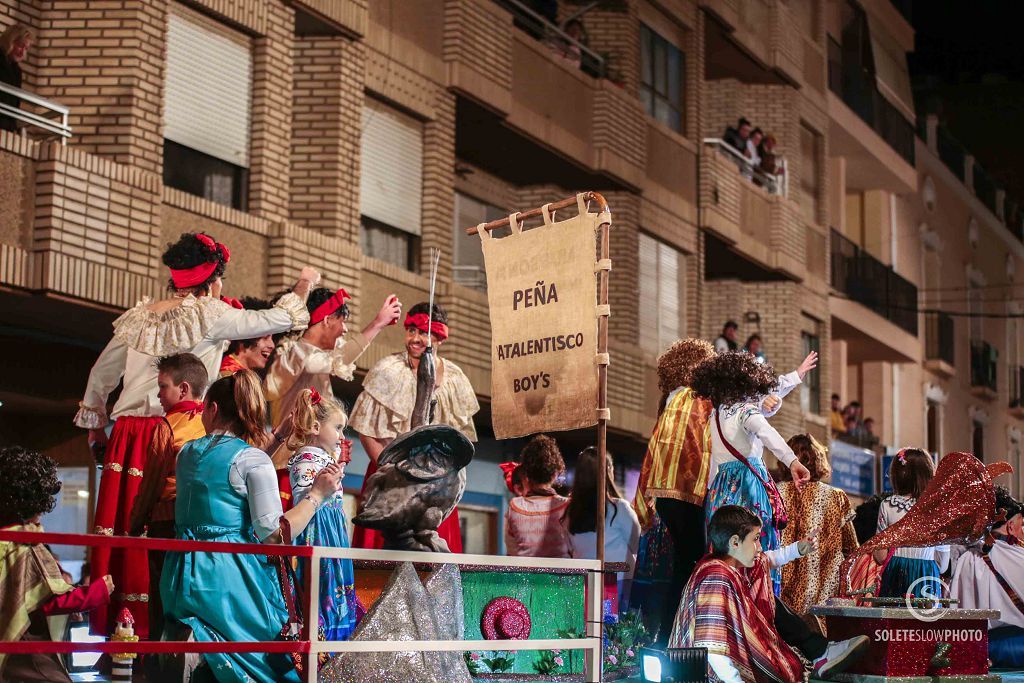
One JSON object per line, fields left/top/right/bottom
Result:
{"left": 481, "top": 651, "right": 515, "bottom": 673}
{"left": 532, "top": 649, "right": 567, "bottom": 675}
{"left": 464, "top": 652, "right": 481, "bottom": 675}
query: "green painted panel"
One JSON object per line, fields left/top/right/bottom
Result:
{"left": 462, "top": 571, "right": 586, "bottom": 674}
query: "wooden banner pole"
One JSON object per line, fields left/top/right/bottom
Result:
{"left": 468, "top": 191, "right": 611, "bottom": 682}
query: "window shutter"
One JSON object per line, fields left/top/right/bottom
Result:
{"left": 638, "top": 233, "right": 660, "bottom": 351}
{"left": 360, "top": 100, "right": 423, "bottom": 235}
{"left": 657, "top": 242, "right": 680, "bottom": 351}
{"left": 164, "top": 9, "right": 252, "bottom": 167}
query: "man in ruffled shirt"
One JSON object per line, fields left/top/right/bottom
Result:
{"left": 128, "top": 352, "right": 208, "bottom": 641}
{"left": 349, "top": 302, "right": 480, "bottom": 552}
{"left": 74, "top": 231, "right": 320, "bottom": 637}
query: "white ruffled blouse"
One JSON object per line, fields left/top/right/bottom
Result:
{"left": 75, "top": 292, "right": 309, "bottom": 428}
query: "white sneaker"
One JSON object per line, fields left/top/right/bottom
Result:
{"left": 812, "top": 635, "right": 871, "bottom": 680}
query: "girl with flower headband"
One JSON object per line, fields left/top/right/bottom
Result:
{"left": 74, "top": 231, "right": 321, "bottom": 639}
{"left": 872, "top": 447, "right": 949, "bottom": 598}
{"left": 286, "top": 387, "right": 361, "bottom": 651}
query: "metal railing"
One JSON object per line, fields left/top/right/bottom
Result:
{"left": 703, "top": 137, "right": 788, "bottom": 197}
{"left": 830, "top": 229, "right": 918, "bottom": 336}
{"left": 0, "top": 82, "right": 72, "bottom": 143}
{"left": 925, "top": 311, "right": 955, "bottom": 367}
{"left": 494, "top": 0, "right": 605, "bottom": 78}
{"left": 970, "top": 341, "right": 998, "bottom": 393}
{"left": 826, "top": 37, "right": 915, "bottom": 166}
{"left": 0, "top": 529, "right": 605, "bottom": 682}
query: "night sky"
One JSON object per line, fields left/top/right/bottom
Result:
{"left": 910, "top": 1, "right": 1024, "bottom": 200}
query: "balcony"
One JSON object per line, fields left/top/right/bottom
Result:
{"left": 970, "top": 341, "right": 998, "bottom": 400}
{"left": 494, "top": 0, "right": 605, "bottom": 79}
{"left": 924, "top": 311, "right": 955, "bottom": 377}
{"left": 700, "top": 148, "right": 805, "bottom": 281}
{"left": 831, "top": 230, "right": 917, "bottom": 336}
{"left": 825, "top": 37, "right": 915, "bottom": 194}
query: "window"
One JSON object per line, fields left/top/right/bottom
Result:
{"left": 459, "top": 505, "right": 499, "bottom": 555}
{"left": 972, "top": 420, "right": 985, "bottom": 462}
{"left": 638, "top": 233, "right": 686, "bottom": 353}
{"left": 640, "top": 24, "right": 684, "bottom": 133}
{"left": 163, "top": 7, "right": 252, "bottom": 209}
{"left": 453, "top": 192, "right": 507, "bottom": 290}
{"left": 360, "top": 98, "right": 424, "bottom": 270}
{"left": 799, "top": 122, "right": 822, "bottom": 223}
{"left": 1009, "top": 313, "right": 1022, "bottom": 407}
{"left": 801, "top": 329, "right": 821, "bottom": 414}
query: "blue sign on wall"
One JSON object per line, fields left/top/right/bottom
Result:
{"left": 830, "top": 441, "right": 877, "bottom": 497}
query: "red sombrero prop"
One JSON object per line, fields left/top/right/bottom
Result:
{"left": 842, "top": 451, "right": 1013, "bottom": 593}
{"left": 481, "top": 597, "right": 531, "bottom": 640}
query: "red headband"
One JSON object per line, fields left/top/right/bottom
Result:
{"left": 308, "top": 387, "right": 322, "bottom": 406}
{"left": 169, "top": 234, "right": 231, "bottom": 289}
{"left": 404, "top": 313, "right": 449, "bottom": 341}
{"left": 310, "top": 289, "right": 351, "bottom": 326}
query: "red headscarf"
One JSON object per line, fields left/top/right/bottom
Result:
{"left": 310, "top": 289, "right": 351, "bottom": 326}
{"left": 170, "top": 233, "right": 230, "bottom": 289}
{"left": 404, "top": 313, "right": 449, "bottom": 341}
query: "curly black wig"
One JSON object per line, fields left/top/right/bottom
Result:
{"left": 162, "top": 232, "right": 228, "bottom": 294}
{"left": 0, "top": 446, "right": 62, "bottom": 526}
{"left": 853, "top": 493, "right": 888, "bottom": 545}
{"left": 994, "top": 485, "right": 1023, "bottom": 525}
{"left": 688, "top": 351, "right": 779, "bottom": 408}
{"left": 519, "top": 434, "right": 565, "bottom": 486}
{"left": 408, "top": 301, "right": 449, "bottom": 326}
{"left": 307, "top": 287, "right": 351, "bottom": 321}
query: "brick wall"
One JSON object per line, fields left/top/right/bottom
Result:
{"left": 33, "top": 0, "right": 167, "bottom": 175}
{"left": 419, "top": 88, "right": 456, "bottom": 279}
{"left": 290, "top": 36, "right": 365, "bottom": 239}
{"left": 248, "top": 1, "right": 294, "bottom": 221}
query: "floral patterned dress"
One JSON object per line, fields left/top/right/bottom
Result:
{"left": 289, "top": 446, "right": 360, "bottom": 644}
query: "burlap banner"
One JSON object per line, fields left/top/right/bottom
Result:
{"left": 478, "top": 198, "right": 604, "bottom": 439}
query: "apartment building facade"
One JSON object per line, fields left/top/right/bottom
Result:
{"left": 0, "top": 0, "right": 1017, "bottom": 551}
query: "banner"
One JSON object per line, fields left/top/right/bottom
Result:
{"left": 829, "top": 440, "right": 877, "bottom": 497}
{"left": 478, "top": 201, "right": 603, "bottom": 439}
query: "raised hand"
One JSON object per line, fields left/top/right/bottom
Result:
{"left": 789, "top": 460, "right": 811, "bottom": 490}
{"left": 797, "top": 351, "right": 818, "bottom": 379}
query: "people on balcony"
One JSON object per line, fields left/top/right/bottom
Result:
{"left": 743, "top": 128, "right": 763, "bottom": 180}
{"left": 744, "top": 333, "right": 767, "bottom": 365}
{"left": 722, "top": 117, "right": 752, "bottom": 157}
{"left": 0, "top": 23, "right": 31, "bottom": 133}
{"left": 830, "top": 394, "right": 846, "bottom": 436}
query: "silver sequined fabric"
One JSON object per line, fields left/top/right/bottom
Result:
{"left": 319, "top": 562, "right": 472, "bottom": 683}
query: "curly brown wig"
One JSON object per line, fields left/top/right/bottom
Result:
{"left": 0, "top": 446, "right": 62, "bottom": 526}
{"left": 657, "top": 338, "right": 716, "bottom": 396}
{"left": 519, "top": 434, "right": 565, "bottom": 487}
{"left": 162, "top": 232, "right": 228, "bottom": 294}
{"left": 689, "top": 351, "right": 778, "bottom": 408}
{"left": 778, "top": 433, "right": 831, "bottom": 482}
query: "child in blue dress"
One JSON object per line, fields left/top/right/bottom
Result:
{"left": 287, "top": 387, "right": 360, "bottom": 648}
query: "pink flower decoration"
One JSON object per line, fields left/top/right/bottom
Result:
{"left": 554, "top": 656, "right": 564, "bottom": 666}
{"left": 470, "top": 653, "right": 481, "bottom": 661}
{"left": 608, "top": 654, "right": 618, "bottom": 665}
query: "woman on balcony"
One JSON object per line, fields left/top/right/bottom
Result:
{"left": 0, "top": 23, "right": 31, "bottom": 133}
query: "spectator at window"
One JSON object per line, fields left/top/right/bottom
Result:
{"left": 722, "top": 117, "right": 751, "bottom": 155}
{"left": 862, "top": 418, "right": 879, "bottom": 447}
{"left": 744, "top": 334, "right": 766, "bottom": 364}
{"left": 843, "top": 402, "right": 865, "bottom": 441}
{"left": 830, "top": 394, "right": 846, "bottom": 436}
{"left": 0, "top": 24, "right": 31, "bottom": 134}
{"left": 714, "top": 320, "right": 740, "bottom": 354}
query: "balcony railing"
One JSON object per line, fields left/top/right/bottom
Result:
{"left": 936, "top": 124, "right": 966, "bottom": 183}
{"left": 0, "top": 82, "right": 72, "bottom": 143}
{"left": 826, "top": 37, "right": 915, "bottom": 166}
{"left": 1011, "top": 365, "right": 1024, "bottom": 409}
{"left": 925, "top": 311, "right": 955, "bottom": 367}
{"left": 973, "top": 163, "right": 998, "bottom": 217}
{"left": 970, "top": 341, "right": 998, "bottom": 394}
{"left": 702, "top": 138, "right": 788, "bottom": 197}
{"left": 830, "top": 229, "right": 919, "bottom": 336}
{"left": 494, "top": 0, "right": 605, "bottom": 78}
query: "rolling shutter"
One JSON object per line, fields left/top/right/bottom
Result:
{"left": 360, "top": 99, "right": 423, "bottom": 235}
{"left": 164, "top": 7, "right": 253, "bottom": 168}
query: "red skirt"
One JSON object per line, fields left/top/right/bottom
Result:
{"left": 90, "top": 415, "right": 163, "bottom": 638}
{"left": 351, "top": 460, "right": 463, "bottom": 553}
